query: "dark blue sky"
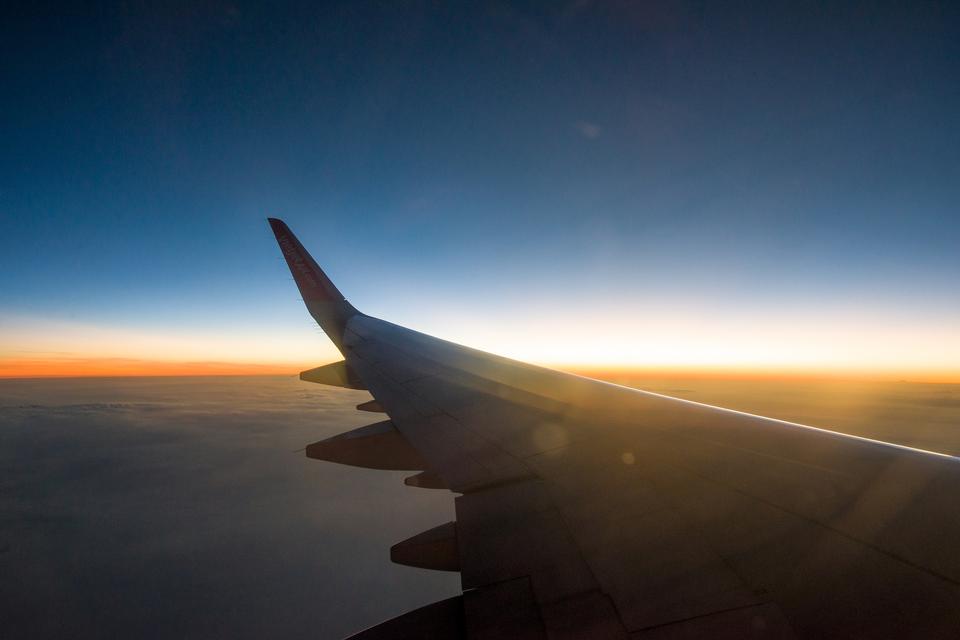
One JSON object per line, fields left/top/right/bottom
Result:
{"left": 2, "top": 2, "right": 958, "bottom": 374}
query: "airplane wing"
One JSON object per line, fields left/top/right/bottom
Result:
{"left": 268, "top": 218, "right": 960, "bottom": 639}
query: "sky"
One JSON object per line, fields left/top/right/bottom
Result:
{"left": 1, "top": 1, "right": 959, "bottom": 380}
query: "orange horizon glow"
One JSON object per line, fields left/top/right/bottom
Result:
{"left": 2, "top": 356, "right": 958, "bottom": 384}
{"left": 0, "top": 357, "right": 317, "bottom": 379}
{"left": 3, "top": 310, "right": 959, "bottom": 383}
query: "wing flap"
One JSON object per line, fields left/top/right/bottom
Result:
{"left": 455, "top": 480, "right": 631, "bottom": 637}
{"left": 462, "top": 578, "right": 547, "bottom": 639}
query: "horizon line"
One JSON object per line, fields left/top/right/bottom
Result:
{"left": 2, "top": 357, "right": 958, "bottom": 384}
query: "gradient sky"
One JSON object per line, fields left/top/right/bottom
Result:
{"left": 2, "top": 2, "right": 959, "bottom": 379}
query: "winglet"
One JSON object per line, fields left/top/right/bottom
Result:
{"left": 268, "top": 218, "right": 359, "bottom": 352}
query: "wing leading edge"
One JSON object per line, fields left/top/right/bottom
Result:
{"left": 268, "top": 219, "right": 960, "bottom": 639}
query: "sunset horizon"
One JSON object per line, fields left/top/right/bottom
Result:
{"left": 4, "top": 356, "right": 958, "bottom": 384}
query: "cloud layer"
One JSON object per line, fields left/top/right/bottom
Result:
{"left": 0, "top": 376, "right": 458, "bottom": 639}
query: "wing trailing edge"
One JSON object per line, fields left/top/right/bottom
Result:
{"left": 345, "top": 597, "right": 465, "bottom": 640}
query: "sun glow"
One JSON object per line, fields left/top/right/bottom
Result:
{"left": 407, "top": 302, "right": 960, "bottom": 383}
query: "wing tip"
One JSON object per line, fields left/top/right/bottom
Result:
{"left": 266, "top": 217, "right": 287, "bottom": 233}
{"left": 267, "top": 216, "right": 359, "bottom": 352}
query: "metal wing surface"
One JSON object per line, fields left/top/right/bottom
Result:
{"left": 268, "top": 219, "right": 960, "bottom": 639}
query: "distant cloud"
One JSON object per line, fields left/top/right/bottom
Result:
{"left": 575, "top": 121, "right": 602, "bottom": 140}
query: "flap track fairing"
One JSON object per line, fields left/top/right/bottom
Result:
{"left": 300, "top": 360, "right": 366, "bottom": 390}
{"left": 391, "top": 521, "right": 460, "bottom": 572}
{"left": 305, "top": 420, "right": 425, "bottom": 470}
